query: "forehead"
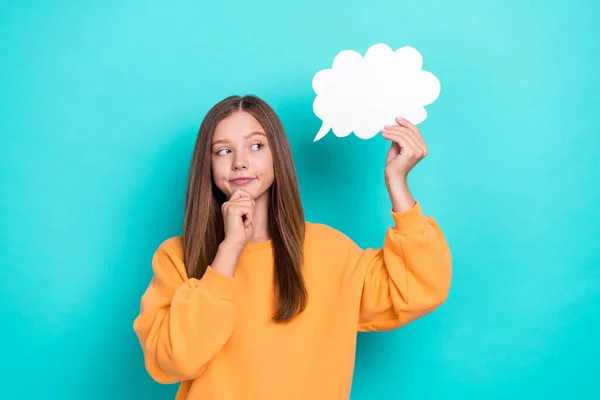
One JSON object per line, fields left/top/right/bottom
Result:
{"left": 212, "top": 111, "right": 265, "bottom": 142}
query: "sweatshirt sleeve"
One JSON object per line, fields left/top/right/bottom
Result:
{"left": 132, "top": 238, "right": 237, "bottom": 384}
{"left": 356, "top": 201, "right": 452, "bottom": 332}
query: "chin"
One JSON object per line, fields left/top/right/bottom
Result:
{"left": 220, "top": 180, "right": 272, "bottom": 201}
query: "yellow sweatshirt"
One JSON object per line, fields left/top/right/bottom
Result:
{"left": 133, "top": 201, "right": 452, "bottom": 400}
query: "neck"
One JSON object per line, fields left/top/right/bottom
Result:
{"left": 249, "top": 190, "right": 271, "bottom": 242}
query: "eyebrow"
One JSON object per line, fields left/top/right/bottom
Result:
{"left": 212, "top": 131, "right": 267, "bottom": 146}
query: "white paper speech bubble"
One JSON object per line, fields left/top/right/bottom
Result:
{"left": 311, "top": 43, "right": 441, "bottom": 141}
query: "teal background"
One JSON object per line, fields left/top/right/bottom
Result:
{"left": 1, "top": 0, "right": 599, "bottom": 399}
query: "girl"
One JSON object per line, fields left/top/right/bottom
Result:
{"left": 133, "top": 95, "right": 452, "bottom": 400}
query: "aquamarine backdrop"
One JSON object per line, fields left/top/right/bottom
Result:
{"left": 2, "top": 1, "right": 599, "bottom": 399}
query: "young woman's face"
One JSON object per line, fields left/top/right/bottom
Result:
{"left": 211, "top": 111, "right": 274, "bottom": 201}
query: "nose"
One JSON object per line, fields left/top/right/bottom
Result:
{"left": 232, "top": 153, "right": 248, "bottom": 171}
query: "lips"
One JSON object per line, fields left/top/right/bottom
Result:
{"left": 230, "top": 177, "right": 256, "bottom": 186}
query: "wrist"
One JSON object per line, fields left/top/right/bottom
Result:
{"left": 385, "top": 173, "right": 408, "bottom": 192}
{"left": 384, "top": 167, "right": 408, "bottom": 183}
{"left": 219, "top": 240, "right": 245, "bottom": 257}
{"left": 385, "top": 176, "right": 415, "bottom": 213}
{"left": 211, "top": 241, "right": 244, "bottom": 277}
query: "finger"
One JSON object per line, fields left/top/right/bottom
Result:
{"left": 227, "top": 200, "right": 254, "bottom": 218}
{"left": 228, "top": 204, "right": 252, "bottom": 226}
{"left": 383, "top": 125, "right": 411, "bottom": 134}
{"left": 232, "top": 201, "right": 255, "bottom": 226}
{"left": 383, "top": 125, "right": 414, "bottom": 141}
{"left": 388, "top": 122, "right": 425, "bottom": 146}
{"left": 395, "top": 118, "right": 426, "bottom": 145}
{"left": 228, "top": 194, "right": 255, "bottom": 209}
{"left": 240, "top": 205, "right": 255, "bottom": 228}
{"left": 222, "top": 197, "right": 250, "bottom": 213}
{"left": 383, "top": 126, "right": 426, "bottom": 154}
{"left": 245, "top": 207, "right": 255, "bottom": 229}
{"left": 382, "top": 128, "right": 419, "bottom": 151}
{"left": 239, "top": 190, "right": 254, "bottom": 206}
{"left": 395, "top": 117, "right": 420, "bottom": 135}
{"left": 229, "top": 189, "right": 253, "bottom": 201}
{"left": 228, "top": 198, "right": 255, "bottom": 211}
{"left": 382, "top": 132, "right": 413, "bottom": 152}
{"left": 382, "top": 132, "right": 425, "bottom": 158}
{"left": 229, "top": 190, "right": 245, "bottom": 201}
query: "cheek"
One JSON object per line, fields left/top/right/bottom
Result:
{"left": 257, "top": 152, "right": 274, "bottom": 182}
{"left": 211, "top": 158, "right": 228, "bottom": 185}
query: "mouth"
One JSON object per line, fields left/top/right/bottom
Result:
{"left": 229, "top": 177, "right": 256, "bottom": 186}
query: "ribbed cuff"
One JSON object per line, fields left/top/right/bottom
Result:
{"left": 197, "top": 266, "right": 236, "bottom": 300}
{"left": 390, "top": 201, "right": 428, "bottom": 234}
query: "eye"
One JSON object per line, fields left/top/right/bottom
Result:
{"left": 215, "top": 148, "right": 231, "bottom": 156}
{"left": 250, "top": 142, "right": 264, "bottom": 151}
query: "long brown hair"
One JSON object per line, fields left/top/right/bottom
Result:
{"left": 183, "top": 95, "right": 307, "bottom": 322}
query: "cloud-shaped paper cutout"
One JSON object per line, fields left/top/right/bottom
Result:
{"left": 311, "top": 43, "right": 441, "bottom": 141}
